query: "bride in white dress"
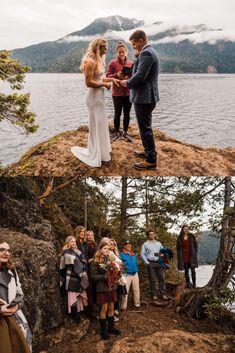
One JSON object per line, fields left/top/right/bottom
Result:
{"left": 71, "top": 38, "right": 120, "bottom": 167}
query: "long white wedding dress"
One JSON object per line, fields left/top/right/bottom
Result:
{"left": 71, "top": 70, "right": 112, "bottom": 167}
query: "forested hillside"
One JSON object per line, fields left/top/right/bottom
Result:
{"left": 9, "top": 16, "right": 235, "bottom": 73}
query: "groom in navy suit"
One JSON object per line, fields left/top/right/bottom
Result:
{"left": 121, "top": 30, "right": 159, "bottom": 170}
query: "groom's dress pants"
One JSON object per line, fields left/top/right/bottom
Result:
{"left": 134, "top": 103, "right": 157, "bottom": 163}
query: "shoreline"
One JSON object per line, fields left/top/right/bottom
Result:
{"left": 1, "top": 124, "right": 234, "bottom": 177}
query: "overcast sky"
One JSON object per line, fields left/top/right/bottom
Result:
{"left": 1, "top": 0, "right": 234, "bottom": 50}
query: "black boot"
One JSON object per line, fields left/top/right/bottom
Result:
{"left": 99, "top": 319, "right": 109, "bottom": 340}
{"left": 70, "top": 305, "right": 81, "bottom": 324}
{"left": 185, "top": 272, "right": 191, "bottom": 288}
{"left": 107, "top": 316, "right": 121, "bottom": 335}
{"left": 192, "top": 269, "right": 196, "bottom": 288}
{"left": 84, "top": 305, "right": 97, "bottom": 320}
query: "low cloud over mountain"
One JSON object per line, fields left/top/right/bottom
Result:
{"left": 10, "top": 16, "right": 235, "bottom": 73}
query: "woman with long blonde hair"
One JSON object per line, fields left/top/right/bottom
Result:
{"left": 60, "top": 236, "right": 89, "bottom": 323}
{"left": 71, "top": 37, "right": 120, "bottom": 167}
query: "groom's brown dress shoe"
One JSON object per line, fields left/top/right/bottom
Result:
{"left": 134, "top": 150, "right": 146, "bottom": 159}
{"left": 134, "top": 161, "right": 157, "bottom": 170}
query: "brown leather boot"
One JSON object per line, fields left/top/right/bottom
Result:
{"left": 134, "top": 161, "right": 157, "bottom": 170}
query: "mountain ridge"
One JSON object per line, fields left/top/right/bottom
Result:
{"left": 65, "top": 15, "right": 144, "bottom": 37}
{"left": 8, "top": 15, "right": 235, "bottom": 73}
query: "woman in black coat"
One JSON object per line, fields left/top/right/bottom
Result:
{"left": 176, "top": 224, "right": 198, "bottom": 288}
{"left": 90, "top": 238, "right": 121, "bottom": 340}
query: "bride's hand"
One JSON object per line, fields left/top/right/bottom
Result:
{"left": 104, "top": 83, "right": 111, "bottom": 90}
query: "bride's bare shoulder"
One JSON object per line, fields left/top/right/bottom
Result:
{"left": 84, "top": 58, "right": 96, "bottom": 70}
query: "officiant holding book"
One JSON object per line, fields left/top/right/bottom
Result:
{"left": 106, "top": 43, "right": 133, "bottom": 142}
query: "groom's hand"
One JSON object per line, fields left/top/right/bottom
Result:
{"left": 113, "top": 79, "right": 121, "bottom": 87}
{"left": 120, "top": 80, "right": 127, "bottom": 87}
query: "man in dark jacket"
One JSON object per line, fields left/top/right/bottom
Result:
{"left": 121, "top": 30, "right": 159, "bottom": 170}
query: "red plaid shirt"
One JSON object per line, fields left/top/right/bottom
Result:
{"left": 106, "top": 57, "right": 133, "bottom": 96}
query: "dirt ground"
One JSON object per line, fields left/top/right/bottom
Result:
{"left": 35, "top": 296, "right": 235, "bottom": 353}
{"left": 3, "top": 125, "right": 235, "bottom": 176}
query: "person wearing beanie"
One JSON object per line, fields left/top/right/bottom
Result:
{"left": 120, "top": 240, "right": 140, "bottom": 310}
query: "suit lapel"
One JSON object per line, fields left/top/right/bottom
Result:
{"left": 133, "top": 45, "right": 151, "bottom": 73}
{"left": 133, "top": 57, "right": 139, "bottom": 73}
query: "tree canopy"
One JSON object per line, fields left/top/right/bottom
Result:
{"left": 0, "top": 50, "right": 38, "bottom": 134}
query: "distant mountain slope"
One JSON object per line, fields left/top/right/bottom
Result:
{"left": 9, "top": 16, "right": 235, "bottom": 73}
{"left": 66, "top": 15, "right": 144, "bottom": 36}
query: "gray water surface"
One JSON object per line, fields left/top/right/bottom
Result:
{"left": 0, "top": 73, "right": 234, "bottom": 166}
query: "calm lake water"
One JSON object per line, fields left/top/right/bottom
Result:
{"left": 197, "top": 265, "right": 235, "bottom": 312}
{"left": 0, "top": 73, "right": 235, "bottom": 166}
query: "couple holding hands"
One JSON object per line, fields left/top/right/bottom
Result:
{"left": 71, "top": 29, "right": 160, "bottom": 170}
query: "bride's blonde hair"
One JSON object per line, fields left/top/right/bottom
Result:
{"left": 80, "top": 37, "right": 107, "bottom": 73}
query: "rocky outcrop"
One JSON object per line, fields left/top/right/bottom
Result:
{"left": 0, "top": 229, "right": 63, "bottom": 338}
{"left": 2, "top": 126, "right": 234, "bottom": 176}
{"left": 0, "top": 178, "right": 89, "bottom": 351}
{"left": 35, "top": 317, "right": 90, "bottom": 353}
{"left": 0, "top": 177, "right": 54, "bottom": 242}
{"left": 109, "top": 330, "right": 235, "bottom": 353}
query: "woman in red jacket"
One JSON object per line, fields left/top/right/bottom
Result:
{"left": 106, "top": 43, "right": 133, "bottom": 142}
{"left": 177, "top": 224, "right": 198, "bottom": 288}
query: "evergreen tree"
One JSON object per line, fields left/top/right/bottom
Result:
{"left": 0, "top": 50, "right": 38, "bottom": 134}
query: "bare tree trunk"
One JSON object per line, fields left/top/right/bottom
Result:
{"left": 145, "top": 186, "right": 149, "bottom": 228}
{"left": 84, "top": 178, "right": 88, "bottom": 230}
{"left": 207, "top": 177, "right": 233, "bottom": 288}
{"left": 120, "top": 176, "right": 128, "bottom": 238}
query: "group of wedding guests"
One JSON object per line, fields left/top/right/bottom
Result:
{"left": 59, "top": 226, "right": 141, "bottom": 340}
{"left": 59, "top": 224, "right": 198, "bottom": 340}
{"left": 0, "top": 224, "right": 198, "bottom": 350}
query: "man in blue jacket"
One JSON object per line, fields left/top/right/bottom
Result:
{"left": 120, "top": 30, "right": 160, "bottom": 170}
{"left": 120, "top": 240, "right": 140, "bottom": 310}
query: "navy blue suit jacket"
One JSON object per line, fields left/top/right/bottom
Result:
{"left": 126, "top": 44, "right": 160, "bottom": 104}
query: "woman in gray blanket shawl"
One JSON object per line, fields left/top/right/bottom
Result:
{"left": 60, "top": 236, "right": 89, "bottom": 323}
{"left": 0, "top": 240, "right": 32, "bottom": 353}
